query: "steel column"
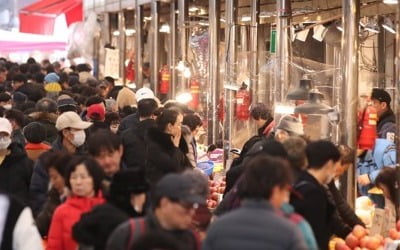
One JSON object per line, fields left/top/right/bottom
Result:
{"left": 135, "top": 1, "right": 143, "bottom": 88}
{"left": 177, "top": 0, "right": 188, "bottom": 91}
{"left": 118, "top": 10, "right": 126, "bottom": 84}
{"left": 169, "top": 1, "right": 177, "bottom": 98}
{"left": 150, "top": 0, "right": 160, "bottom": 95}
{"left": 250, "top": 0, "right": 260, "bottom": 103}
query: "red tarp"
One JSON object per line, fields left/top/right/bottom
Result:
{"left": 19, "top": 0, "right": 82, "bottom": 35}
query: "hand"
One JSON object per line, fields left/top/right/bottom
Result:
{"left": 172, "top": 129, "right": 181, "bottom": 147}
{"left": 357, "top": 174, "right": 371, "bottom": 186}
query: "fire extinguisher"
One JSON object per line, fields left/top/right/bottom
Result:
{"left": 189, "top": 79, "right": 200, "bottom": 110}
{"left": 159, "top": 65, "right": 170, "bottom": 95}
{"left": 125, "top": 60, "right": 135, "bottom": 82}
{"left": 357, "top": 105, "right": 377, "bottom": 150}
{"left": 235, "top": 83, "right": 251, "bottom": 121}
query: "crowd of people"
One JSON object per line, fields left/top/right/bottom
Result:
{"left": 0, "top": 57, "right": 395, "bottom": 250}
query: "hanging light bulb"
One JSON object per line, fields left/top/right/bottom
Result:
{"left": 383, "top": 0, "right": 398, "bottom": 4}
{"left": 294, "top": 89, "right": 333, "bottom": 115}
{"left": 286, "top": 79, "right": 312, "bottom": 100}
{"left": 176, "top": 61, "right": 185, "bottom": 71}
{"left": 159, "top": 23, "right": 170, "bottom": 33}
{"left": 183, "top": 67, "right": 191, "bottom": 78}
{"left": 176, "top": 92, "right": 193, "bottom": 104}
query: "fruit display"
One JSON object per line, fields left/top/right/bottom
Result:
{"left": 206, "top": 178, "right": 226, "bottom": 209}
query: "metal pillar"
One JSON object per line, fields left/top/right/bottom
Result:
{"left": 395, "top": 0, "right": 400, "bottom": 217}
{"left": 118, "top": 10, "right": 126, "bottom": 84}
{"left": 169, "top": 1, "right": 177, "bottom": 98}
{"left": 177, "top": 0, "right": 188, "bottom": 91}
{"left": 150, "top": 0, "right": 160, "bottom": 95}
{"left": 250, "top": 0, "right": 260, "bottom": 103}
{"left": 208, "top": 0, "right": 220, "bottom": 145}
{"left": 275, "top": 0, "right": 292, "bottom": 104}
{"left": 332, "top": 47, "right": 341, "bottom": 144}
{"left": 223, "top": 0, "right": 238, "bottom": 166}
{"left": 341, "top": 0, "right": 360, "bottom": 208}
{"left": 377, "top": 16, "right": 386, "bottom": 89}
{"left": 135, "top": 2, "right": 143, "bottom": 88}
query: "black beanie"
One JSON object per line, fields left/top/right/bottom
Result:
{"left": 110, "top": 170, "right": 149, "bottom": 196}
{"left": 23, "top": 122, "right": 47, "bottom": 144}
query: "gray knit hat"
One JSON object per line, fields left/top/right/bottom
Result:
{"left": 276, "top": 115, "right": 304, "bottom": 136}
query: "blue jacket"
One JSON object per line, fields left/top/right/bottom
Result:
{"left": 357, "top": 138, "right": 396, "bottom": 195}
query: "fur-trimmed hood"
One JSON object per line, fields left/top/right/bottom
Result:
{"left": 29, "top": 111, "right": 58, "bottom": 124}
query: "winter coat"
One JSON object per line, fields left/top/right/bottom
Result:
{"left": 11, "top": 129, "right": 25, "bottom": 147}
{"left": 29, "top": 136, "right": 86, "bottom": 216}
{"left": 28, "top": 112, "right": 58, "bottom": 144}
{"left": 15, "top": 83, "right": 45, "bottom": 102}
{"left": 25, "top": 142, "right": 51, "bottom": 161}
{"left": 203, "top": 199, "right": 307, "bottom": 250}
{"left": 290, "top": 171, "right": 338, "bottom": 250}
{"left": 107, "top": 211, "right": 200, "bottom": 250}
{"left": 117, "top": 112, "right": 139, "bottom": 134}
{"left": 0, "top": 142, "right": 33, "bottom": 204}
{"left": 46, "top": 194, "right": 105, "bottom": 250}
{"left": 122, "top": 119, "right": 156, "bottom": 172}
{"left": 87, "top": 121, "right": 109, "bottom": 135}
{"left": 145, "top": 127, "right": 192, "bottom": 186}
{"left": 35, "top": 188, "right": 63, "bottom": 237}
{"left": 357, "top": 138, "right": 396, "bottom": 196}
{"left": 328, "top": 181, "right": 365, "bottom": 228}
{"left": 377, "top": 109, "right": 396, "bottom": 140}
{"left": 182, "top": 125, "right": 197, "bottom": 168}
{"left": 73, "top": 203, "right": 129, "bottom": 250}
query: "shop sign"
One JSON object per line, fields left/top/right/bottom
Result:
{"left": 105, "top": 48, "right": 120, "bottom": 79}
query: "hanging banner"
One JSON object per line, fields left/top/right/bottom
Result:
{"left": 104, "top": 48, "right": 120, "bottom": 79}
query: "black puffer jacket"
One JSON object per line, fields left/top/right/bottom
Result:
{"left": 145, "top": 127, "right": 191, "bottom": 186}
{"left": 122, "top": 119, "right": 156, "bottom": 172}
{"left": 0, "top": 142, "right": 33, "bottom": 204}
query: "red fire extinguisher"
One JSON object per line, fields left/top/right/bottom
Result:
{"left": 357, "top": 105, "right": 377, "bottom": 150}
{"left": 189, "top": 79, "right": 200, "bottom": 110}
{"left": 235, "top": 83, "right": 251, "bottom": 121}
{"left": 125, "top": 60, "right": 135, "bottom": 82}
{"left": 159, "top": 65, "right": 170, "bottom": 95}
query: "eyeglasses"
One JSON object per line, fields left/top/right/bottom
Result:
{"left": 170, "top": 198, "right": 199, "bottom": 210}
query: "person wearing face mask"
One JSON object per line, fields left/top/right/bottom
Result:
{"left": 290, "top": 140, "right": 348, "bottom": 250}
{"left": 29, "top": 111, "right": 92, "bottom": 216}
{"left": 0, "top": 118, "right": 33, "bottom": 204}
{"left": 144, "top": 108, "right": 192, "bottom": 187}
{"left": 0, "top": 92, "right": 12, "bottom": 110}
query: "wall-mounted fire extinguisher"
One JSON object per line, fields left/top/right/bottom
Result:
{"left": 126, "top": 60, "right": 135, "bottom": 82}
{"left": 235, "top": 82, "right": 251, "bottom": 121}
{"left": 357, "top": 105, "right": 377, "bottom": 150}
{"left": 159, "top": 65, "right": 170, "bottom": 95}
{"left": 189, "top": 78, "right": 200, "bottom": 110}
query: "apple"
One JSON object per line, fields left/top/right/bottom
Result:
{"left": 218, "top": 187, "right": 225, "bottom": 193}
{"left": 335, "top": 241, "right": 351, "bottom": 250}
{"left": 366, "top": 236, "right": 381, "bottom": 250}
{"left": 384, "top": 237, "right": 393, "bottom": 245}
{"left": 346, "top": 233, "right": 360, "bottom": 248}
{"left": 360, "top": 236, "right": 370, "bottom": 248}
{"left": 353, "top": 225, "right": 367, "bottom": 239}
{"left": 396, "top": 220, "right": 400, "bottom": 231}
{"left": 211, "top": 192, "right": 219, "bottom": 201}
{"left": 389, "top": 228, "right": 398, "bottom": 240}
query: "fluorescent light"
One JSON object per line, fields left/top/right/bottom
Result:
{"left": 159, "top": 23, "right": 170, "bottom": 33}
{"left": 112, "top": 30, "right": 120, "bottom": 36}
{"left": 274, "top": 104, "right": 295, "bottom": 115}
{"left": 125, "top": 29, "right": 136, "bottom": 36}
{"left": 183, "top": 67, "right": 191, "bottom": 78}
{"left": 383, "top": 0, "right": 398, "bottom": 4}
{"left": 241, "top": 16, "right": 251, "bottom": 22}
{"left": 189, "top": 6, "right": 199, "bottom": 12}
{"left": 382, "top": 17, "right": 396, "bottom": 34}
{"left": 176, "top": 61, "right": 185, "bottom": 71}
{"left": 176, "top": 92, "right": 193, "bottom": 104}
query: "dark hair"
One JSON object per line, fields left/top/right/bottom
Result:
{"left": 306, "top": 140, "right": 341, "bottom": 169}
{"left": 156, "top": 108, "right": 181, "bottom": 131}
{"left": 105, "top": 112, "right": 120, "bottom": 126}
{"left": 5, "top": 109, "right": 25, "bottom": 127}
{"left": 76, "top": 63, "right": 91, "bottom": 72}
{"left": 138, "top": 98, "right": 158, "bottom": 118}
{"left": 23, "top": 121, "right": 46, "bottom": 143}
{"left": 32, "top": 72, "right": 44, "bottom": 84}
{"left": 104, "top": 76, "right": 115, "bottom": 85}
{"left": 19, "top": 64, "right": 29, "bottom": 74}
{"left": 87, "top": 130, "right": 121, "bottom": 156}
{"left": 86, "top": 95, "right": 105, "bottom": 107}
{"left": 238, "top": 155, "right": 292, "bottom": 200}
{"left": 43, "top": 151, "right": 72, "bottom": 176}
{"left": 250, "top": 103, "right": 272, "bottom": 121}
{"left": 182, "top": 114, "right": 202, "bottom": 132}
{"left": 375, "top": 167, "right": 398, "bottom": 206}
{"left": 163, "top": 101, "right": 192, "bottom": 114}
{"left": 27, "top": 57, "right": 36, "bottom": 64}
{"left": 36, "top": 98, "right": 57, "bottom": 113}
{"left": 65, "top": 156, "right": 105, "bottom": 195}
{"left": 13, "top": 74, "right": 27, "bottom": 84}
{"left": 337, "top": 144, "right": 355, "bottom": 165}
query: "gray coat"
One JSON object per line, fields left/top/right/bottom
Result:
{"left": 202, "top": 199, "right": 307, "bottom": 250}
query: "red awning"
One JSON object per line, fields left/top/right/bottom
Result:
{"left": 19, "top": 0, "right": 82, "bottom": 35}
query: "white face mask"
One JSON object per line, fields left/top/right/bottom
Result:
{"left": 110, "top": 124, "right": 119, "bottom": 134}
{"left": 2, "top": 104, "right": 11, "bottom": 110}
{"left": 0, "top": 136, "right": 11, "bottom": 150}
{"left": 71, "top": 130, "right": 86, "bottom": 147}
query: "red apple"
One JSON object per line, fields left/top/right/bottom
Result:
{"left": 211, "top": 192, "right": 219, "bottom": 201}
{"left": 353, "top": 225, "right": 367, "bottom": 239}
{"left": 360, "top": 236, "right": 370, "bottom": 248}
{"left": 389, "top": 228, "right": 398, "bottom": 240}
{"left": 384, "top": 237, "right": 393, "bottom": 245}
{"left": 396, "top": 220, "right": 400, "bottom": 231}
{"left": 335, "top": 241, "right": 351, "bottom": 250}
{"left": 345, "top": 233, "right": 360, "bottom": 248}
{"left": 366, "top": 236, "right": 381, "bottom": 250}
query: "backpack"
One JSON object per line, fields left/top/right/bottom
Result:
{"left": 125, "top": 218, "right": 202, "bottom": 250}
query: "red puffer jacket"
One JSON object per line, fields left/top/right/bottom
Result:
{"left": 46, "top": 193, "right": 105, "bottom": 250}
